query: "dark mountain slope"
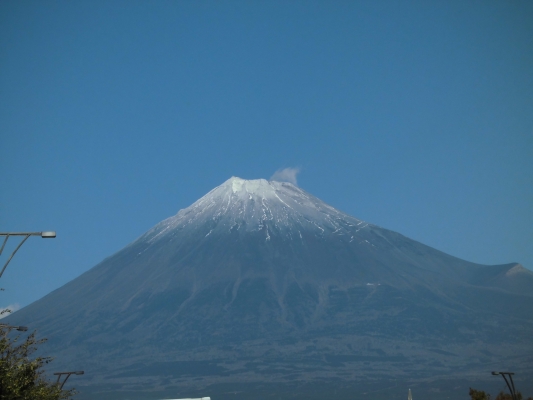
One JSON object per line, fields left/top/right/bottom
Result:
{"left": 6, "top": 177, "right": 533, "bottom": 399}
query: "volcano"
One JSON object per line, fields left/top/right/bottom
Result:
{"left": 6, "top": 177, "right": 533, "bottom": 400}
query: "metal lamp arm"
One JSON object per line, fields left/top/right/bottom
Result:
{"left": 501, "top": 374, "right": 517, "bottom": 400}
{"left": 508, "top": 374, "right": 518, "bottom": 400}
{"left": 0, "top": 235, "right": 9, "bottom": 256}
{"left": 0, "top": 234, "right": 30, "bottom": 279}
{"left": 59, "top": 373, "right": 72, "bottom": 389}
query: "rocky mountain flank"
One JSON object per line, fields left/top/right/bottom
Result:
{"left": 6, "top": 177, "right": 533, "bottom": 400}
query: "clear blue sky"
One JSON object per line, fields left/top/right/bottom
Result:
{"left": 1, "top": 0, "right": 532, "bottom": 311}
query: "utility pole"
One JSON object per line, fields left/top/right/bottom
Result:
{"left": 0, "top": 323, "right": 28, "bottom": 338}
{"left": 492, "top": 371, "right": 518, "bottom": 400}
{"left": 53, "top": 371, "right": 85, "bottom": 389}
{"left": 0, "top": 231, "right": 56, "bottom": 279}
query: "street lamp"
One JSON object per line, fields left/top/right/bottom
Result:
{"left": 0, "top": 231, "right": 56, "bottom": 279}
{"left": 0, "top": 323, "right": 28, "bottom": 338}
{"left": 492, "top": 371, "right": 518, "bottom": 400}
{"left": 53, "top": 371, "right": 84, "bottom": 389}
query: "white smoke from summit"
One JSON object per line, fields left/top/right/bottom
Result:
{"left": 270, "top": 167, "right": 301, "bottom": 186}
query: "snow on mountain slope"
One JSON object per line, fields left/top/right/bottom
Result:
{"left": 143, "top": 177, "right": 368, "bottom": 245}
{"left": 116, "top": 177, "right": 482, "bottom": 288}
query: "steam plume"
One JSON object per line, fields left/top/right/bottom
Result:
{"left": 270, "top": 167, "right": 301, "bottom": 186}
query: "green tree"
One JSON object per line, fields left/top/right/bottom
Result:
{"left": 494, "top": 391, "right": 533, "bottom": 400}
{"left": 470, "top": 388, "right": 533, "bottom": 400}
{"left": 0, "top": 321, "right": 75, "bottom": 400}
{"left": 494, "top": 392, "right": 519, "bottom": 400}
{"left": 470, "top": 388, "right": 491, "bottom": 400}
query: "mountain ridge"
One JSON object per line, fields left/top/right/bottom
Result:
{"left": 5, "top": 177, "right": 533, "bottom": 400}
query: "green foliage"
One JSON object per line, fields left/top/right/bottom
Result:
{"left": 470, "top": 388, "right": 533, "bottom": 400}
{"left": 0, "top": 325, "right": 75, "bottom": 400}
{"left": 470, "top": 388, "right": 491, "bottom": 400}
{"left": 494, "top": 392, "right": 518, "bottom": 400}
{"left": 494, "top": 392, "right": 533, "bottom": 400}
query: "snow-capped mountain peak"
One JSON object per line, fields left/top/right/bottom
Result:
{"left": 145, "top": 177, "right": 367, "bottom": 244}
{"left": 228, "top": 176, "right": 274, "bottom": 195}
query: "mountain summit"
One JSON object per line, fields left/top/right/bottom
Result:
{"left": 6, "top": 177, "right": 533, "bottom": 400}
{"left": 147, "top": 176, "right": 366, "bottom": 239}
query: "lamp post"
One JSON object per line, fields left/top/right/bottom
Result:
{"left": 0, "top": 323, "right": 28, "bottom": 338}
{"left": 0, "top": 231, "right": 56, "bottom": 279}
{"left": 53, "top": 371, "right": 84, "bottom": 389}
{"left": 492, "top": 371, "right": 518, "bottom": 400}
